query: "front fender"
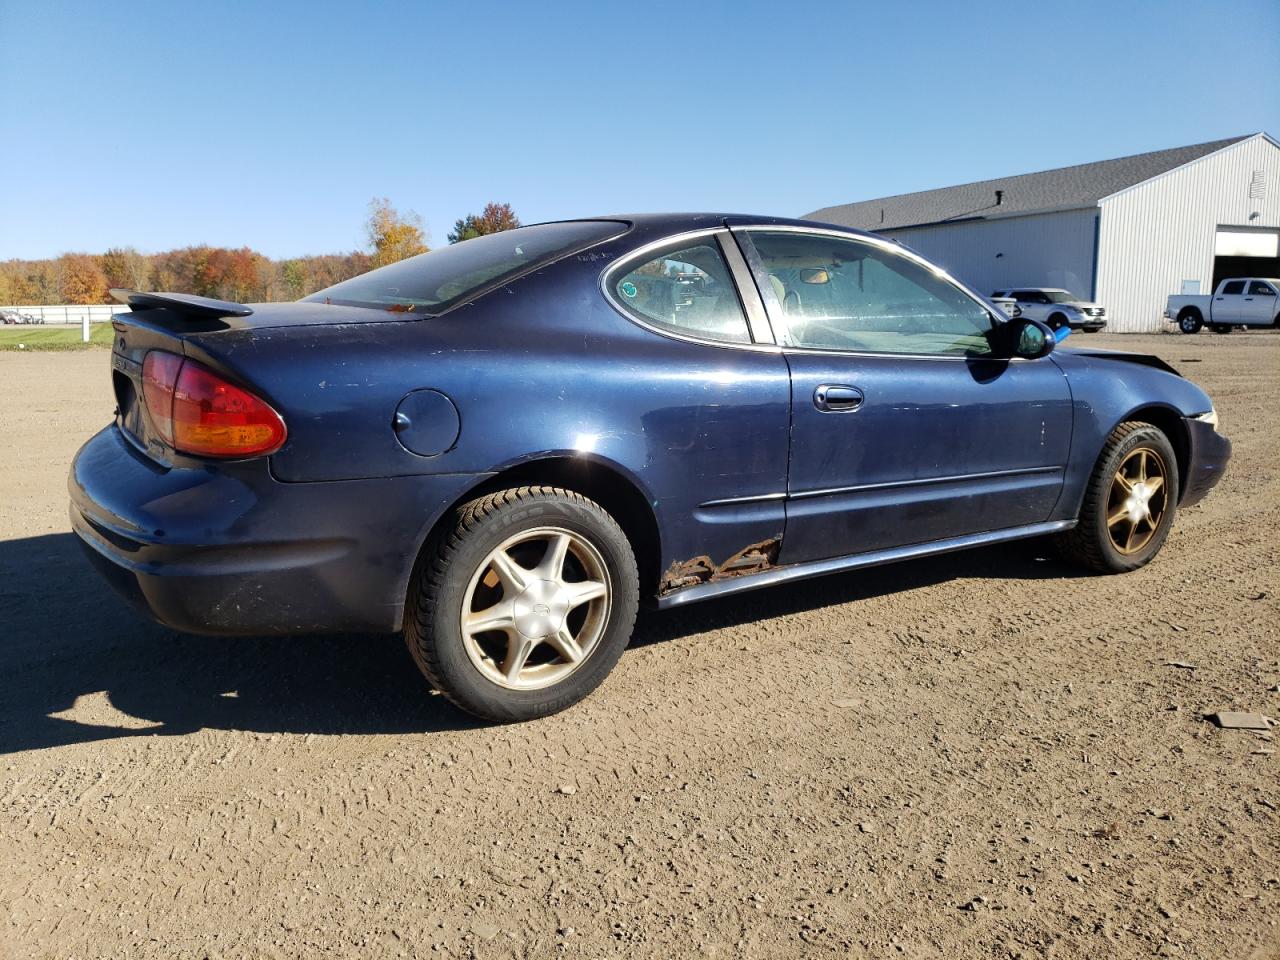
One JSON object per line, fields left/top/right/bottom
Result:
{"left": 1049, "top": 351, "right": 1216, "bottom": 519}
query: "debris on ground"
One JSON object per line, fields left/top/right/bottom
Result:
{"left": 1205, "top": 712, "right": 1274, "bottom": 731}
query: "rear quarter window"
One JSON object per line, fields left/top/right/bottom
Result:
{"left": 608, "top": 237, "right": 752, "bottom": 344}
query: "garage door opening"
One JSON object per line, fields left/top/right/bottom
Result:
{"left": 1213, "top": 228, "right": 1280, "bottom": 288}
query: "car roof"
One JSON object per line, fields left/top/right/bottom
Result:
{"left": 536, "top": 212, "right": 884, "bottom": 241}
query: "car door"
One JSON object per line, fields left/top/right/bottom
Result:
{"left": 733, "top": 227, "right": 1073, "bottom": 565}
{"left": 1245, "top": 280, "right": 1277, "bottom": 325}
{"left": 1214, "top": 280, "right": 1247, "bottom": 322}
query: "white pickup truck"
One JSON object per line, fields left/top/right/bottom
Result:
{"left": 1166, "top": 278, "right": 1280, "bottom": 334}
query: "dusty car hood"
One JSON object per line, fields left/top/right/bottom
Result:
{"left": 1057, "top": 346, "right": 1180, "bottom": 376}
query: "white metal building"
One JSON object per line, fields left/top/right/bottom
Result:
{"left": 807, "top": 133, "right": 1280, "bottom": 332}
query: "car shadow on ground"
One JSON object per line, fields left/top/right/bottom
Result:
{"left": 0, "top": 532, "right": 1081, "bottom": 755}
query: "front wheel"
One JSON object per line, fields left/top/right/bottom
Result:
{"left": 405, "top": 486, "right": 639, "bottom": 722}
{"left": 1177, "top": 310, "right": 1203, "bottom": 334}
{"left": 1056, "top": 422, "right": 1180, "bottom": 574}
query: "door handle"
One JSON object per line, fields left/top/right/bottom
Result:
{"left": 814, "top": 384, "right": 864, "bottom": 412}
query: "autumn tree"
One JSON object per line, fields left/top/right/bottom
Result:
{"left": 197, "top": 247, "right": 263, "bottom": 302}
{"left": 99, "top": 247, "right": 151, "bottom": 292}
{"left": 57, "top": 253, "right": 110, "bottom": 304}
{"left": 366, "top": 197, "right": 428, "bottom": 268}
{"left": 448, "top": 202, "right": 521, "bottom": 244}
{"left": 0, "top": 262, "right": 40, "bottom": 305}
{"left": 1, "top": 204, "right": 383, "bottom": 306}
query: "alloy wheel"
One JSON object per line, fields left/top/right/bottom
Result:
{"left": 460, "top": 526, "right": 611, "bottom": 690}
{"left": 1105, "top": 447, "right": 1169, "bottom": 555}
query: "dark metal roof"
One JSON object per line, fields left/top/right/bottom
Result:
{"left": 806, "top": 136, "right": 1252, "bottom": 231}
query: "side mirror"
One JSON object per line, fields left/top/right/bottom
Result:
{"left": 993, "top": 316, "right": 1055, "bottom": 359}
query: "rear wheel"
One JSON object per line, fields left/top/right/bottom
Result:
{"left": 1047, "top": 313, "right": 1068, "bottom": 331}
{"left": 1177, "top": 309, "right": 1203, "bottom": 334}
{"left": 1056, "top": 422, "right": 1179, "bottom": 574}
{"left": 405, "top": 486, "right": 639, "bottom": 722}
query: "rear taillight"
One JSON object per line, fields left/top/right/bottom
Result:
{"left": 141, "top": 350, "right": 287, "bottom": 458}
{"left": 141, "top": 350, "right": 183, "bottom": 443}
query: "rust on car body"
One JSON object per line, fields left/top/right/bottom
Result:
{"left": 659, "top": 535, "right": 781, "bottom": 595}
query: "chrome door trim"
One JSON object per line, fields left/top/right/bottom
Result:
{"left": 788, "top": 464, "right": 1063, "bottom": 501}
{"left": 697, "top": 490, "right": 788, "bottom": 509}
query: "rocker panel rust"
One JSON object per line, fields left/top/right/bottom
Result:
{"left": 658, "top": 535, "right": 782, "bottom": 595}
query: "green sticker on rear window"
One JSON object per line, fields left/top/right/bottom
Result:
{"left": 620, "top": 280, "right": 638, "bottom": 298}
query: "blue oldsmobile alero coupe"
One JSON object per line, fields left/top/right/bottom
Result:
{"left": 70, "top": 214, "right": 1230, "bottom": 720}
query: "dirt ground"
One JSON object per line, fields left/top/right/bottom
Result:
{"left": 1, "top": 333, "right": 1277, "bottom": 960}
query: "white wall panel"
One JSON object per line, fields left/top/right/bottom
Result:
{"left": 881, "top": 209, "right": 1098, "bottom": 300}
{"left": 1097, "top": 135, "right": 1280, "bottom": 331}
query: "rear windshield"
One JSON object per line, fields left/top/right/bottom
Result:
{"left": 305, "top": 220, "right": 627, "bottom": 314}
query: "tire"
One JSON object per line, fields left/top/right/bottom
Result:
{"left": 1047, "top": 313, "right": 1068, "bottom": 331}
{"left": 404, "top": 486, "right": 639, "bottom": 722}
{"left": 1177, "top": 310, "right": 1203, "bottom": 334}
{"left": 1080, "top": 327, "right": 1102, "bottom": 334}
{"left": 1056, "top": 422, "right": 1180, "bottom": 574}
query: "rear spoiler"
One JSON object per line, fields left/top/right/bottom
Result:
{"left": 110, "top": 288, "right": 253, "bottom": 319}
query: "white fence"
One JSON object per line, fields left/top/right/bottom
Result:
{"left": 1, "top": 303, "right": 121, "bottom": 325}
{"left": 2, "top": 303, "right": 120, "bottom": 341}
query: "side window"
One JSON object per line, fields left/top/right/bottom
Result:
{"left": 747, "top": 231, "right": 996, "bottom": 356}
{"left": 1013, "top": 290, "right": 1039, "bottom": 303}
{"left": 611, "top": 238, "right": 751, "bottom": 344}
{"left": 1221, "top": 280, "right": 1246, "bottom": 295}
{"left": 1248, "top": 280, "right": 1275, "bottom": 296}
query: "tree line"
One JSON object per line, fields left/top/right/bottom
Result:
{"left": 0, "top": 199, "right": 521, "bottom": 306}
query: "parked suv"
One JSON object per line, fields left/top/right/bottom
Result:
{"left": 992, "top": 288, "right": 1107, "bottom": 333}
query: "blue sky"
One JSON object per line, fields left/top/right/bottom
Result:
{"left": 1, "top": 0, "right": 1277, "bottom": 260}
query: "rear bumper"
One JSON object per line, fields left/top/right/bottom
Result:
{"left": 1181, "top": 417, "right": 1230, "bottom": 507}
{"left": 69, "top": 424, "right": 485, "bottom": 636}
